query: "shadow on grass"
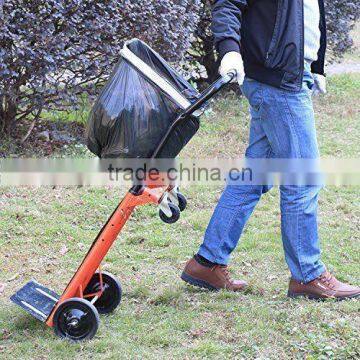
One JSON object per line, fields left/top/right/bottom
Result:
{"left": 10, "top": 313, "right": 46, "bottom": 335}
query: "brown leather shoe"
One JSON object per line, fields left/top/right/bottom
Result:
{"left": 181, "top": 258, "right": 247, "bottom": 291}
{"left": 288, "top": 271, "right": 360, "bottom": 300}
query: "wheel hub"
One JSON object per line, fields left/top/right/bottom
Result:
{"left": 67, "top": 318, "right": 80, "bottom": 328}
{"left": 54, "top": 298, "right": 99, "bottom": 341}
{"left": 60, "top": 308, "right": 92, "bottom": 338}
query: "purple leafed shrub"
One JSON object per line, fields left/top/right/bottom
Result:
{"left": 0, "top": 0, "right": 200, "bottom": 138}
{"left": 325, "top": 0, "right": 360, "bottom": 58}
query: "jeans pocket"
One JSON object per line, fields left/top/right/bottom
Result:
{"left": 303, "top": 70, "right": 315, "bottom": 95}
{"left": 305, "top": 79, "right": 314, "bottom": 91}
{"left": 303, "top": 80, "right": 314, "bottom": 99}
{"left": 242, "top": 78, "right": 263, "bottom": 112}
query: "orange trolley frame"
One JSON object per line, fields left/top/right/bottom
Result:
{"left": 46, "top": 183, "right": 172, "bottom": 327}
{"left": 11, "top": 72, "right": 235, "bottom": 339}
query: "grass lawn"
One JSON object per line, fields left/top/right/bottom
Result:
{"left": 0, "top": 74, "right": 359, "bottom": 359}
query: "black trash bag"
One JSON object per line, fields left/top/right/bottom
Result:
{"left": 86, "top": 39, "right": 200, "bottom": 159}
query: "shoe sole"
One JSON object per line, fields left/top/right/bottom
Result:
{"left": 181, "top": 271, "right": 219, "bottom": 291}
{"left": 287, "top": 291, "right": 360, "bottom": 301}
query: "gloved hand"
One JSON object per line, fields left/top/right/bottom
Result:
{"left": 312, "top": 74, "right": 327, "bottom": 95}
{"left": 219, "top": 51, "right": 245, "bottom": 86}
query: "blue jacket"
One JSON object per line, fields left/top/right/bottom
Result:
{"left": 212, "top": 0, "right": 326, "bottom": 91}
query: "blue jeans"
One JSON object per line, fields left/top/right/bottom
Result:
{"left": 198, "top": 67, "right": 326, "bottom": 283}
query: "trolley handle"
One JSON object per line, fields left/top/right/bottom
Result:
{"left": 152, "top": 70, "right": 236, "bottom": 158}
{"left": 183, "top": 70, "right": 237, "bottom": 117}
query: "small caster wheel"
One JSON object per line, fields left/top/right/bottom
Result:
{"left": 53, "top": 297, "right": 99, "bottom": 341}
{"left": 84, "top": 271, "right": 122, "bottom": 314}
{"left": 176, "top": 192, "right": 187, "bottom": 212}
{"left": 159, "top": 202, "right": 180, "bottom": 224}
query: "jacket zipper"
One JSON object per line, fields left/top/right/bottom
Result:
{"left": 265, "top": 0, "right": 283, "bottom": 65}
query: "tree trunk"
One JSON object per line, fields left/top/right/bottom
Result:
{"left": 0, "top": 96, "right": 17, "bottom": 136}
{"left": 202, "top": 41, "right": 219, "bottom": 85}
{"left": 0, "top": 95, "right": 4, "bottom": 134}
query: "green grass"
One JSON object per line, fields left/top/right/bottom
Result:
{"left": 0, "top": 73, "right": 359, "bottom": 359}
{"left": 41, "top": 94, "right": 91, "bottom": 126}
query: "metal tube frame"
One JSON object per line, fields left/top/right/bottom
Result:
{"left": 45, "top": 72, "right": 235, "bottom": 327}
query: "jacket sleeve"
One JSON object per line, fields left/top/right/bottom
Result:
{"left": 211, "top": 0, "right": 248, "bottom": 59}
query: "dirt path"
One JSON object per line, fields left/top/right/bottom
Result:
{"left": 327, "top": 62, "right": 360, "bottom": 75}
{"left": 327, "top": 23, "right": 360, "bottom": 75}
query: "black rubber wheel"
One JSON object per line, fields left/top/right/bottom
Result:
{"left": 84, "top": 272, "right": 122, "bottom": 314}
{"left": 159, "top": 202, "right": 180, "bottom": 224}
{"left": 53, "top": 298, "right": 99, "bottom": 341}
{"left": 176, "top": 192, "right": 187, "bottom": 212}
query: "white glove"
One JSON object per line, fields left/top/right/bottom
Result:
{"left": 312, "top": 74, "right": 327, "bottom": 95}
{"left": 219, "top": 51, "right": 245, "bottom": 86}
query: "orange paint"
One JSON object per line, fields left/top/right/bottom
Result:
{"left": 46, "top": 185, "right": 170, "bottom": 327}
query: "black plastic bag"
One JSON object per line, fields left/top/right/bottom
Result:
{"left": 86, "top": 39, "right": 200, "bottom": 159}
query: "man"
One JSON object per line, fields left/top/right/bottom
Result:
{"left": 181, "top": 0, "right": 360, "bottom": 300}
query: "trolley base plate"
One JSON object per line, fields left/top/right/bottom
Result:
{"left": 11, "top": 280, "right": 60, "bottom": 322}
